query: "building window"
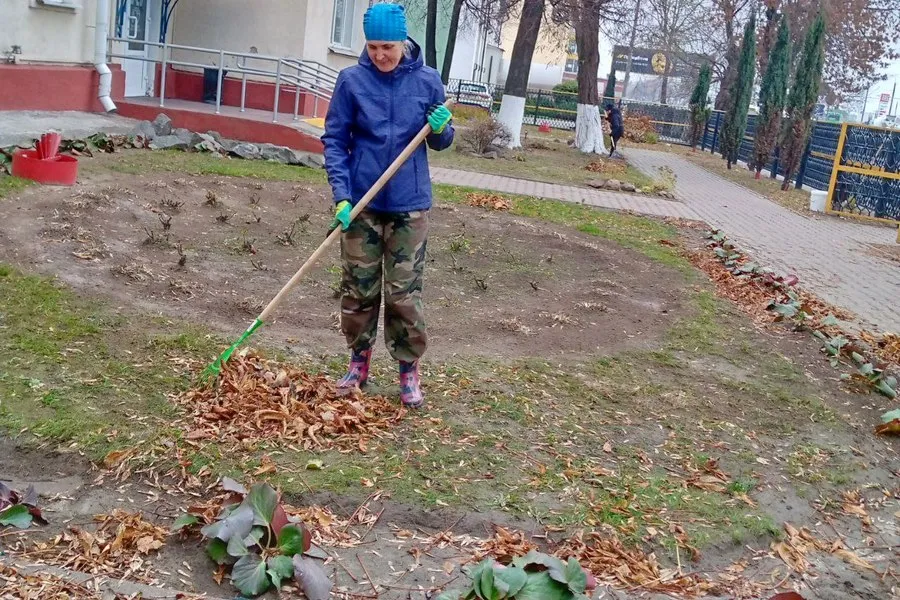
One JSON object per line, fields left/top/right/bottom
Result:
{"left": 566, "top": 40, "right": 577, "bottom": 55}
{"left": 332, "top": 0, "right": 357, "bottom": 49}
{"left": 565, "top": 58, "right": 579, "bottom": 74}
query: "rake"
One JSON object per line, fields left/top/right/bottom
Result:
{"left": 201, "top": 116, "right": 442, "bottom": 381}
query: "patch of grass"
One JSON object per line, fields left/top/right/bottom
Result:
{"left": 0, "top": 264, "right": 205, "bottom": 456}
{"left": 665, "top": 290, "right": 727, "bottom": 353}
{"left": 435, "top": 184, "right": 690, "bottom": 270}
{"left": 92, "top": 150, "right": 327, "bottom": 183}
{"left": 0, "top": 176, "right": 33, "bottom": 199}
{"left": 431, "top": 138, "right": 654, "bottom": 190}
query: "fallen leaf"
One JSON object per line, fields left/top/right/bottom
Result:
{"left": 360, "top": 478, "right": 374, "bottom": 488}
{"left": 832, "top": 548, "right": 876, "bottom": 572}
{"left": 756, "top": 457, "right": 771, "bottom": 465}
{"left": 103, "top": 449, "right": 131, "bottom": 469}
{"left": 213, "top": 564, "right": 227, "bottom": 585}
{"left": 136, "top": 535, "right": 164, "bottom": 554}
{"left": 306, "top": 460, "right": 324, "bottom": 471}
{"left": 221, "top": 477, "right": 248, "bottom": 495}
{"left": 602, "top": 441, "right": 613, "bottom": 453}
{"left": 874, "top": 417, "right": 900, "bottom": 436}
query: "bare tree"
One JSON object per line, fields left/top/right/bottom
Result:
{"left": 704, "top": 0, "right": 752, "bottom": 110}
{"left": 552, "top": 0, "right": 616, "bottom": 152}
{"left": 497, "top": 0, "right": 546, "bottom": 147}
{"left": 602, "top": 0, "right": 708, "bottom": 105}
{"left": 426, "top": 0, "right": 439, "bottom": 68}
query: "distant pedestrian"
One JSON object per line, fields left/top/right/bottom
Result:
{"left": 605, "top": 103, "right": 624, "bottom": 157}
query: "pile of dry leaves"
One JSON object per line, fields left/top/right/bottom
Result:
{"left": 17, "top": 510, "right": 166, "bottom": 585}
{"left": 557, "top": 530, "right": 736, "bottom": 596}
{"left": 174, "top": 353, "right": 404, "bottom": 449}
{"left": 688, "top": 250, "right": 776, "bottom": 324}
{"left": 0, "top": 565, "right": 125, "bottom": 600}
{"left": 585, "top": 160, "right": 627, "bottom": 176}
{"left": 472, "top": 526, "right": 538, "bottom": 564}
{"left": 771, "top": 522, "right": 878, "bottom": 575}
{"left": 860, "top": 331, "right": 900, "bottom": 368}
{"left": 465, "top": 192, "right": 511, "bottom": 211}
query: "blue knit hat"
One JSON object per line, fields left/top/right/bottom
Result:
{"left": 363, "top": 3, "right": 408, "bottom": 42}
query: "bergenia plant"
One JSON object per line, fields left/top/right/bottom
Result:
{"left": 172, "top": 479, "right": 330, "bottom": 599}
{"left": 436, "top": 550, "right": 597, "bottom": 600}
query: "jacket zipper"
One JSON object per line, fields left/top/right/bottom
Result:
{"left": 389, "top": 72, "right": 395, "bottom": 202}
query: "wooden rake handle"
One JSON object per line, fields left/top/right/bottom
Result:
{"left": 259, "top": 109, "right": 446, "bottom": 323}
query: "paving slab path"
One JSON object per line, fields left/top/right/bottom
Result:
{"left": 431, "top": 151, "right": 900, "bottom": 333}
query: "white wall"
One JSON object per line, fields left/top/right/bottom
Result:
{"left": 168, "top": 0, "right": 366, "bottom": 72}
{"left": 499, "top": 59, "right": 564, "bottom": 90}
{"left": 1, "top": 0, "right": 105, "bottom": 65}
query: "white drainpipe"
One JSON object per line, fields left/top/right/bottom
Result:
{"left": 94, "top": 0, "right": 117, "bottom": 112}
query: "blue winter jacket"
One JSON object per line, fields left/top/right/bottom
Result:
{"left": 322, "top": 39, "right": 454, "bottom": 213}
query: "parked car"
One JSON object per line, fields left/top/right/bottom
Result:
{"left": 446, "top": 81, "right": 493, "bottom": 110}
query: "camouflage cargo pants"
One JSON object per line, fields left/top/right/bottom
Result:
{"left": 340, "top": 210, "right": 428, "bottom": 363}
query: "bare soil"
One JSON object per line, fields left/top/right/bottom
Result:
{"left": 0, "top": 156, "right": 685, "bottom": 362}
{"left": 1, "top": 153, "right": 899, "bottom": 600}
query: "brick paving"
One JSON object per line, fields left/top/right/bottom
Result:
{"left": 431, "top": 153, "right": 900, "bottom": 333}
{"left": 430, "top": 167, "right": 699, "bottom": 220}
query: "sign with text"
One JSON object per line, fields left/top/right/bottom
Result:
{"left": 611, "top": 45, "right": 703, "bottom": 78}
{"left": 877, "top": 92, "right": 891, "bottom": 116}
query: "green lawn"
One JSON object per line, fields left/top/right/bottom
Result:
{"left": 430, "top": 136, "right": 658, "bottom": 191}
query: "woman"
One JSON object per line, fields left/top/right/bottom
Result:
{"left": 322, "top": 3, "right": 454, "bottom": 408}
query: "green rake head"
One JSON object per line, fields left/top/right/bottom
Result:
{"left": 200, "top": 318, "right": 263, "bottom": 383}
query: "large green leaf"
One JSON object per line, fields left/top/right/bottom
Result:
{"left": 226, "top": 533, "right": 249, "bottom": 557}
{"left": 201, "top": 503, "right": 254, "bottom": 542}
{"left": 170, "top": 513, "right": 199, "bottom": 533}
{"left": 0, "top": 505, "right": 32, "bottom": 529}
{"left": 881, "top": 409, "right": 900, "bottom": 423}
{"left": 494, "top": 565, "right": 528, "bottom": 598}
{"left": 293, "top": 555, "right": 333, "bottom": 600}
{"left": 232, "top": 554, "right": 271, "bottom": 597}
{"left": 244, "top": 526, "right": 266, "bottom": 548}
{"left": 277, "top": 524, "right": 307, "bottom": 556}
{"left": 267, "top": 555, "right": 295, "bottom": 589}
{"left": 247, "top": 484, "right": 278, "bottom": 527}
{"left": 875, "top": 380, "right": 898, "bottom": 399}
{"left": 206, "top": 539, "right": 230, "bottom": 565}
{"left": 564, "top": 558, "right": 588, "bottom": 594}
{"left": 513, "top": 571, "right": 571, "bottom": 600}
{"left": 477, "top": 561, "right": 496, "bottom": 600}
{"left": 512, "top": 551, "right": 565, "bottom": 573}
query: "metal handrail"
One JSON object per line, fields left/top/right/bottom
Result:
{"left": 108, "top": 36, "right": 336, "bottom": 122}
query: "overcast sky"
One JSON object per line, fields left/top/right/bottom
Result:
{"left": 861, "top": 49, "right": 900, "bottom": 118}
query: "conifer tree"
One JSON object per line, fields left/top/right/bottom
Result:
{"left": 751, "top": 16, "right": 790, "bottom": 178}
{"left": 721, "top": 14, "right": 757, "bottom": 169}
{"left": 780, "top": 11, "right": 826, "bottom": 190}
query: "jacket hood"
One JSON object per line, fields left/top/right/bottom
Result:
{"left": 358, "top": 37, "right": 423, "bottom": 75}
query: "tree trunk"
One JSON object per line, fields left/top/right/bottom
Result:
{"left": 441, "top": 0, "right": 465, "bottom": 84}
{"left": 498, "top": 0, "right": 545, "bottom": 148}
{"left": 574, "top": 0, "right": 606, "bottom": 154}
{"left": 425, "top": 0, "right": 439, "bottom": 69}
{"left": 621, "top": 0, "right": 642, "bottom": 99}
{"left": 660, "top": 72, "right": 669, "bottom": 105}
{"left": 715, "top": 43, "right": 739, "bottom": 111}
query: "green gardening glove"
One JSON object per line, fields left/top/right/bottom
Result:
{"left": 427, "top": 104, "right": 452, "bottom": 134}
{"left": 329, "top": 200, "right": 352, "bottom": 233}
